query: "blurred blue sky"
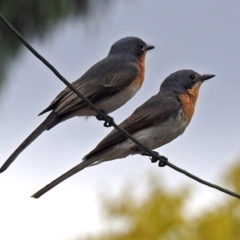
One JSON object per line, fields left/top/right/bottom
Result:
{"left": 1, "top": 1, "right": 240, "bottom": 239}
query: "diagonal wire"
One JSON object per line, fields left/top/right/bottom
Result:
{"left": 1, "top": 12, "right": 240, "bottom": 200}
{"left": 166, "top": 162, "right": 239, "bottom": 199}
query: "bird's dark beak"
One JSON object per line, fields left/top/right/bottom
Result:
{"left": 145, "top": 44, "right": 155, "bottom": 51}
{"left": 201, "top": 74, "right": 215, "bottom": 81}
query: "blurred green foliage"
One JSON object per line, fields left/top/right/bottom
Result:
{"left": 82, "top": 161, "right": 240, "bottom": 240}
{"left": 0, "top": 0, "right": 110, "bottom": 85}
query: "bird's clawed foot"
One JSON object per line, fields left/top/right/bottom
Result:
{"left": 142, "top": 151, "right": 168, "bottom": 167}
{"left": 96, "top": 109, "right": 114, "bottom": 127}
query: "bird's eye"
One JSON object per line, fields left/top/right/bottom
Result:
{"left": 140, "top": 43, "right": 144, "bottom": 51}
{"left": 189, "top": 74, "right": 195, "bottom": 81}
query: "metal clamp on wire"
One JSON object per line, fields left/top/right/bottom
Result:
{"left": 96, "top": 109, "right": 114, "bottom": 127}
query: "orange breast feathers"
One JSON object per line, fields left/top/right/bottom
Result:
{"left": 179, "top": 81, "right": 202, "bottom": 121}
{"left": 133, "top": 53, "right": 146, "bottom": 89}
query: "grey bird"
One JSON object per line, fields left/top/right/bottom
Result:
{"left": 0, "top": 36, "right": 154, "bottom": 173}
{"left": 32, "top": 69, "right": 215, "bottom": 198}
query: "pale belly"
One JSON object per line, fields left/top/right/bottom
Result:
{"left": 127, "top": 111, "right": 190, "bottom": 153}
{"left": 97, "top": 84, "right": 140, "bottom": 114}
{"left": 132, "top": 115, "right": 189, "bottom": 151}
{"left": 95, "top": 109, "right": 191, "bottom": 162}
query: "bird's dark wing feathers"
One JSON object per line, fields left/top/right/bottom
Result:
{"left": 83, "top": 94, "right": 179, "bottom": 160}
{"left": 39, "top": 56, "right": 139, "bottom": 116}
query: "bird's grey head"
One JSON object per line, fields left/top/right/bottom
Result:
{"left": 108, "top": 36, "right": 154, "bottom": 59}
{"left": 160, "top": 69, "right": 215, "bottom": 94}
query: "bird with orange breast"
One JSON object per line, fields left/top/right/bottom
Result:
{"left": 0, "top": 36, "right": 154, "bottom": 173}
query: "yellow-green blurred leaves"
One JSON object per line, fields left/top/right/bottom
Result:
{"left": 83, "top": 162, "right": 240, "bottom": 240}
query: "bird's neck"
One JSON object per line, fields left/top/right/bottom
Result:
{"left": 186, "top": 82, "right": 201, "bottom": 106}
{"left": 133, "top": 54, "right": 146, "bottom": 88}
{"left": 178, "top": 82, "right": 202, "bottom": 121}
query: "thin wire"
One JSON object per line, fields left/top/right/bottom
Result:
{"left": 1, "top": 12, "right": 240, "bottom": 200}
{"left": 166, "top": 162, "right": 240, "bottom": 199}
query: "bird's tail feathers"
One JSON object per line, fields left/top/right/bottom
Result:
{"left": 31, "top": 156, "right": 98, "bottom": 198}
{"left": 0, "top": 112, "right": 56, "bottom": 173}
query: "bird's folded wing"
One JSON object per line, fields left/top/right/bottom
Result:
{"left": 39, "top": 56, "right": 138, "bottom": 116}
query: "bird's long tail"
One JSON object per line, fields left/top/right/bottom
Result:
{"left": 0, "top": 112, "right": 56, "bottom": 173}
{"left": 31, "top": 157, "right": 98, "bottom": 198}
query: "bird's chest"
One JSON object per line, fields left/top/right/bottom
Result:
{"left": 134, "top": 55, "right": 145, "bottom": 88}
{"left": 178, "top": 93, "right": 196, "bottom": 124}
{"left": 150, "top": 95, "right": 197, "bottom": 145}
{"left": 173, "top": 107, "right": 191, "bottom": 136}
{"left": 137, "top": 106, "right": 193, "bottom": 150}
{"left": 159, "top": 95, "right": 197, "bottom": 140}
